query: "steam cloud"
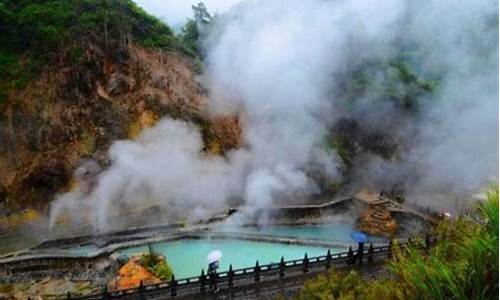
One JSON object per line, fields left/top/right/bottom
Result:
{"left": 351, "top": 0, "right": 499, "bottom": 211}
{"left": 50, "top": 0, "right": 498, "bottom": 231}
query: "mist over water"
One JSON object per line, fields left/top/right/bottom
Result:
{"left": 50, "top": 0, "right": 498, "bottom": 231}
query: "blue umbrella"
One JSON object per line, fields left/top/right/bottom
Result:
{"left": 351, "top": 231, "right": 368, "bottom": 243}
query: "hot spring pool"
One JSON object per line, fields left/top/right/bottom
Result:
{"left": 117, "top": 239, "right": 335, "bottom": 278}
{"left": 227, "top": 223, "right": 386, "bottom": 243}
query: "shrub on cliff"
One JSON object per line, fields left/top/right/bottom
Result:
{"left": 0, "top": 0, "right": 196, "bottom": 101}
{"left": 140, "top": 244, "right": 174, "bottom": 281}
{"left": 0, "top": 0, "right": 190, "bottom": 57}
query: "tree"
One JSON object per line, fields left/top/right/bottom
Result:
{"left": 179, "top": 2, "right": 213, "bottom": 57}
{"left": 192, "top": 2, "right": 212, "bottom": 24}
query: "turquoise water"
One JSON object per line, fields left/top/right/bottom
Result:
{"left": 60, "top": 244, "right": 100, "bottom": 255}
{"left": 117, "top": 239, "right": 334, "bottom": 278}
{"left": 226, "top": 223, "right": 387, "bottom": 243}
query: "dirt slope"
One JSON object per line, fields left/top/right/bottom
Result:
{"left": 0, "top": 42, "right": 240, "bottom": 216}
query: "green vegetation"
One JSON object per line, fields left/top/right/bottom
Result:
{"left": 328, "top": 136, "right": 354, "bottom": 168}
{"left": 339, "top": 58, "right": 438, "bottom": 111}
{"left": 325, "top": 50, "right": 440, "bottom": 170}
{"left": 296, "top": 186, "right": 499, "bottom": 300}
{"left": 392, "top": 185, "right": 499, "bottom": 300}
{"left": 0, "top": 49, "right": 38, "bottom": 88}
{"left": 386, "top": 60, "right": 438, "bottom": 110}
{"left": 294, "top": 270, "right": 401, "bottom": 300}
{"left": 0, "top": 0, "right": 191, "bottom": 58}
{"left": 0, "top": 0, "right": 198, "bottom": 111}
{"left": 149, "top": 260, "right": 174, "bottom": 281}
{"left": 141, "top": 244, "right": 174, "bottom": 281}
{"left": 179, "top": 2, "right": 213, "bottom": 57}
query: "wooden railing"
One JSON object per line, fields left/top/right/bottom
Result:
{"left": 61, "top": 235, "right": 436, "bottom": 300}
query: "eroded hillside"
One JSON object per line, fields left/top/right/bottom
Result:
{"left": 0, "top": 17, "right": 240, "bottom": 217}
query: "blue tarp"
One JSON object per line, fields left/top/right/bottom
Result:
{"left": 350, "top": 232, "right": 368, "bottom": 243}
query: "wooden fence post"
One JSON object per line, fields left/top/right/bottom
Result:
{"left": 139, "top": 280, "right": 144, "bottom": 300}
{"left": 368, "top": 243, "right": 374, "bottom": 263}
{"left": 279, "top": 256, "right": 285, "bottom": 278}
{"left": 303, "top": 253, "right": 309, "bottom": 273}
{"left": 357, "top": 242, "right": 364, "bottom": 266}
{"left": 228, "top": 264, "right": 234, "bottom": 288}
{"left": 103, "top": 285, "right": 109, "bottom": 300}
{"left": 326, "top": 249, "right": 331, "bottom": 269}
{"left": 425, "top": 234, "right": 431, "bottom": 249}
{"left": 254, "top": 260, "right": 260, "bottom": 282}
{"left": 67, "top": 291, "right": 71, "bottom": 300}
{"left": 209, "top": 270, "right": 217, "bottom": 292}
{"left": 170, "top": 274, "right": 177, "bottom": 297}
{"left": 348, "top": 246, "right": 354, "bottom": 265}
{"left": 388, "top": 240, "right": 393, "bottom": 258}
{"left": 199, "top": 269, "right": 206, "bottom": 292}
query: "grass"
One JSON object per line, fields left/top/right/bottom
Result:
{"left": 295, "top": 270, "right": 404, "bottom": 300}
{"left": 296, "top": 185, "right": 499, "bottom": 300}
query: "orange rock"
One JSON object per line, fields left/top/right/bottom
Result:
{"left": 108, "top": 260, "right": 160, "bottom": 291}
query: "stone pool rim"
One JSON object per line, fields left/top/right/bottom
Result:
{"left": 0, "top": 194, "right": 434, "bottom": 263}
{"left": 0, "top": 229, "right": 389, "bottom": 264}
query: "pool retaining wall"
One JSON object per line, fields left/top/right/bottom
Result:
{"left": 0, "top": 196, "right": 435, "bottom": 284}
{"left": 66, "top": 236, "right": 437, "bottom": 300}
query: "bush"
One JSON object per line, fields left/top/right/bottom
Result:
{"left": 391, "top": 185, "right": 499, "bottom": 300}
{"left": 297, "top": 270, "right": 403, "bottom": 300}
{"left": 149, "top": 261, "right": 173, "bottom": 281}
{"left": 140, "top": 244, "right": 174, "bottom": 281}
{"left": 334, "top": 57, "right": 438, "bottom": 111}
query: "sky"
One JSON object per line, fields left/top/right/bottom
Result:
{"left": 134, "top": 0, "right": 242, "bottom": 28}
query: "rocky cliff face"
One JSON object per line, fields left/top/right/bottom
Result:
{"left": 0, "top": 41, "right": 240, "bottom": 215}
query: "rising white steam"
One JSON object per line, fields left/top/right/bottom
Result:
{"left": 50, "top": 0, "right": 498, "bottom": 230}
{"left": 354, "top": 0, "right": 498, "bottom": 211}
